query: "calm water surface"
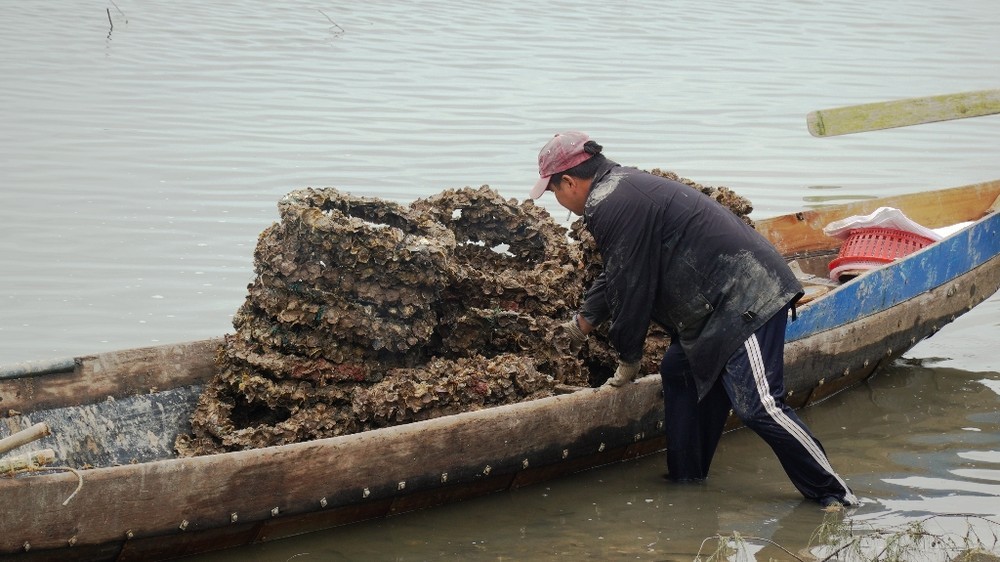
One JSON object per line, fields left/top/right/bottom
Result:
{"left": 2, "top": 0, "right": 998, "bottom": 559}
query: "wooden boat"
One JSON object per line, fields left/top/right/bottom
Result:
{"left": 2, "top": 179, "right": 998, "bottom": 561}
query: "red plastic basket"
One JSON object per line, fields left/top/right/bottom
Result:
{"left": 828, "top": 227, "right": 934, "bottom": 277}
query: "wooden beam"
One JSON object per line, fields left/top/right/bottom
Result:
{"left": 0, "top": 422, "right": 50, "bottom": 455}
{"left": 807, "top": 89, "right": 1000, "bottom": 137}
{"left": 0, "top": 449, "right": 55, "bottom": 472}
{"left": 0, "top": 358, "right": 75, "bottom": 381}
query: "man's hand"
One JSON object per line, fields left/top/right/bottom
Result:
{"left": 558, "top": 315, "right": 588, "bottom": 354}
{"left": 564, "top": 317, "right": 587, "bottom": 343}
{"left": 604, "top": 361, "right": 642, "bottom": 387}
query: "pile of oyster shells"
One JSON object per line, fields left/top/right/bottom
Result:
{"left": 176, "top": 176, "right": 753, "bottom": 456}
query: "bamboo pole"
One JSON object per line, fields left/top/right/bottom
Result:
{"left": 807, "top": 89, "right": 1000, "bottom": 137}
{"left": 0, "top": 422, "right": 51, "bottom": 455}
{"left": 0, "top": 449, "right": 56, "bottom": 473}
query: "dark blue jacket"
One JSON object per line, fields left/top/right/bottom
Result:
{"left": 579, "top": 160, "right": 802, "bottom": 400}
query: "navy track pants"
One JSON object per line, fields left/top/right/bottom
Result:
{"left": 660, "top": 306, "right": 858, "bottom": 505}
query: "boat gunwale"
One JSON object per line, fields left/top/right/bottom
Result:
{"left": 786, "top": 203, "right": 999, "bottom": 340}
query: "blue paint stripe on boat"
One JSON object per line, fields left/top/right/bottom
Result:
{"left": 786, "top": 212, "right": 1000, "bottom": 341}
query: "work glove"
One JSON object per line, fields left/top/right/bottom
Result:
{"left": 604, "top": 360, "right": 642, "bottom": 387}
{"left": 559, "top": 316, "right": 588, "bottom": 354}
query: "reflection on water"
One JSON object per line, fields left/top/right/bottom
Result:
{"left": 2, "top": 0, "right": 999, "bottom": 559}
{"left": 801, "top": 185, "right": 881, "bottom": 206}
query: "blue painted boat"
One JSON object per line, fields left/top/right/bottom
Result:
{"left": 1, "top": 179, "right": 998, "bottom": 561}
{"left": 758, "top": 179, "right": 1000, "bottom": 403}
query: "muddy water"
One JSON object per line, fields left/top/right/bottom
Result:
{"left": 2, "top": 0, "right": 999, "bottom": 559}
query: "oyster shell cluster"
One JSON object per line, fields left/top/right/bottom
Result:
{"left": 177, "top": 178, "right": 753, "bottom": 456}
{"left": 649, "top": 168, "right": 754, "bottom": 227}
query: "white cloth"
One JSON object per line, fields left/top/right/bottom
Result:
{"left": 823, "top": 207, "right": 941, "bottom": 241}
{"left": 933, "top": 221, "right": 974, "bottom": 238}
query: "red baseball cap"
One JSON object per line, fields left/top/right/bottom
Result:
{"left": 529, "top": 131, "right": 592, "bottom": 199}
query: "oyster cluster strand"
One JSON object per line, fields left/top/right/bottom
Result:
{"left": 176, "top": 179, "right": 753, "bottom": 456}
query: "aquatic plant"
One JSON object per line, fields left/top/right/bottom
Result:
{"left": 697, "top": 513, "right": 1000, "bottom": 562}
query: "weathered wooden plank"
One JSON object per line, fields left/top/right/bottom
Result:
{"left": 115, "top": 520, "right": 265, "bottom": 562}
{"left": 386, "top": 474, "right": 515, "bottom": 516}
{"left": 0, "top": 358, "right": 75, "bottom": 381}
{"left": 7, "top": 541, "right": 123, "bottom": 562}
{"left": 0, "top": 378, "right": 664, "bottom": 554}
{"left": 807, "top": 89, "right": 1000, "bottom": 137}
{"left": 253, "top": 499, "right": 394, "bottom": 544}
{"left": 756, "top": 179, "right": 1000, "bottom": 255}
{"left": 511, "top": 446, "right": 630, "bottom": 489}
{"left": 623, "top": 434, "right": 668, "bottom": 460}
{"left": 0, "top": 339, "right": 220, "bottom": 414}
